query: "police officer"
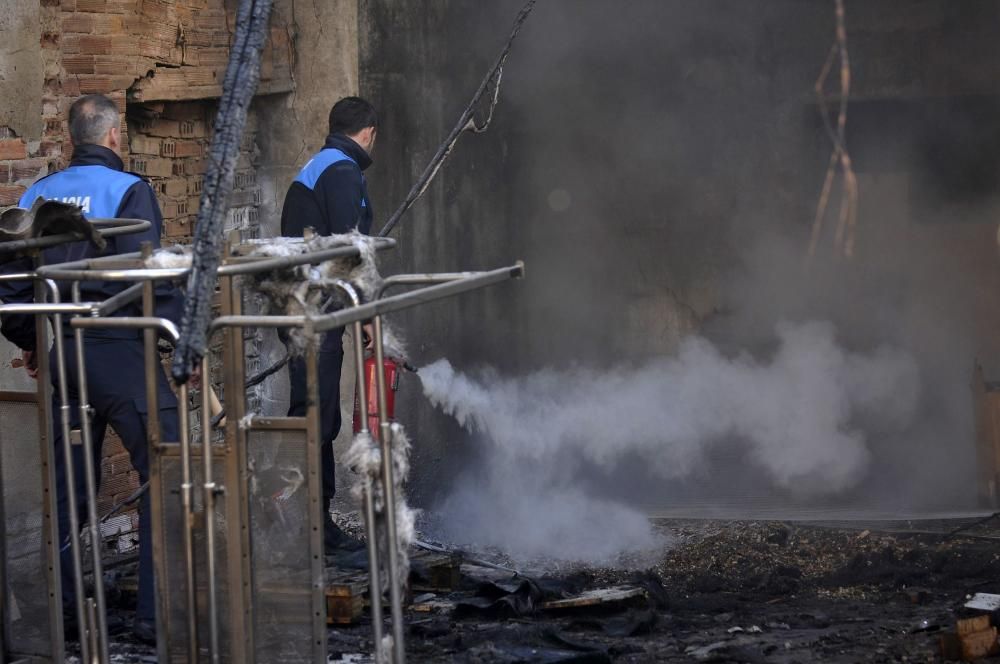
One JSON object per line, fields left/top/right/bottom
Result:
{"left": 281, "top": 96, "right": 377, "bottom": 554}
{"left": 0, "top": 94, "right": 184, "bottom": 644}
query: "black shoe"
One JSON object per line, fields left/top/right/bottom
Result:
{"left": 132, "top": 618, "right": 156, "bottom": 645}
{"left": 325, "top": 522, "right": 365, "bottom": 555}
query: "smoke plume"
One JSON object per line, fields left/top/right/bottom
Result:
{"left": 419, "top": 320, "right": 920, "bottom": 564}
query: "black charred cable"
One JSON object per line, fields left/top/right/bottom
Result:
{"left": 377, "top": 0, "right": 538, "bottom": 237}
{"left": 171, "top": 0, "right": 274, "bottom": 385}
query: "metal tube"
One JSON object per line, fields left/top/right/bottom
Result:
{"left": 0, "top": 218, "right": 150, "bottom": 256}
{"left": 375, "top": 273, "right": 476, "bottom": 299}
{"left": 70, "top": 282, "right": 109, "bottom": 663}
{"left": 201, "top": 353, "right": 220, "bottom": 664}
{"left": 70, "top": 316, "right": 180, "bottom": 341}
{"left": 47, "top": 284, "right": 91, "bottom": 664}
{"left": 328, "top": 279, "right": 386, "bottom": 656}
{"left": 353, "top": 319, "right": 384, "bottom": 657}
{"left": 0, "top": 302, "right": 93, "bottom": 315}
{"left": 373, "top": 316, "right": 405, "bottom": 664}
{"left": 314, "top": 263, "right": 525, "bottom": 333}
{"left": 96, "top": 282, "right": 144, "bottom": 316}
{"left": 34, "top": 236, "right": 396, "bottom": 282}
{"left": 178, "top": 381, "right": 199, "bottom": 662}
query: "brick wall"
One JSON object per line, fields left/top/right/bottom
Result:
{"left": 0, "top": 0, "right": 294, "bottom": 521}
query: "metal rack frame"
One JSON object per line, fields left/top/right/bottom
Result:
{"left": 31, "top": 232, "right": 523, "bottom": 664}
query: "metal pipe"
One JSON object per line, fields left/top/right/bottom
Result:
{"left": 210, "top": 314, "right": 306, "bottom": 331}
{"left": 96, "top": 282, "right": 144, "bottom": 316}
{"left": 0, "top": 302, "right": 93, "bottom": 315}
{"left": 45, "top": 281, "right": 91, "bottom": 664}
{"left": 70, "top": 282, "right": 110, "bottom": 663}
{"left": 375, "top": 272, "right": 476, "bottom": 299}
{"left": 201, "top": 353, "right": 220, "bottom": 664}
{"left": 331, "top": 280, "right": 385, "bottom": 655}
{"left": 178, "top": 381, "right": 199, "bottom": 663}
{"left": 373, "top": 315, "right": 405, "bottom": 664}
{"left": 216, "top": 238, "right": 395, "bottom": 276}
{"left": 70, "top": 316, "right": 180, "bottom": 341}
{"left": 314, "top": 263, "right": 525, "bottom": 333}
{"left": 34, "top": 236, "right": 396, "bottom": 282}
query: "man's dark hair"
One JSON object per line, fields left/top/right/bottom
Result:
{"left": 68, "top": 94, "right": 120, "bottom": 146}
{"left": 328, "top": 97, "right": 378, "bottom": 136}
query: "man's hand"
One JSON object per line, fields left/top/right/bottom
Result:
{"left": 362, "top": 323, "right": 375, "bottom": 351}
{"left": 22, "top": 349, "right": 38, "bottom": 380}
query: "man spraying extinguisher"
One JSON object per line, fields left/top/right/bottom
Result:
{"left": 280, "top": 96, "right": 379, "bottom": 555}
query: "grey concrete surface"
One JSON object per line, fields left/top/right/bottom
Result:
{"left": 0, "top": 0, "right": 43, "bottom": 140}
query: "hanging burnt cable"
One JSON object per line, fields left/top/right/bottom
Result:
{"left": 378, "top": 0, "right": 538, "bottom": 237}
{"left": 807, "top": 0, "right": 859, "bottom": 261}
{"left": 233, "top": 0, "right": 539, "bottom": 393}
{"left": 171, "top": 0, "right": 274, "bottom": 384}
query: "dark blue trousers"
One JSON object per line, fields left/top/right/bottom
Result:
{"left": 50, "top": 336, "right": 178, "bottom": 622}
{"left": 287, "top": 328, "right": 344, "bottom": 510}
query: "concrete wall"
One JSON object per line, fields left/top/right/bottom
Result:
{"left": 0, "top": 0, "right": 43, "bottom": 142}
{"left": 360, "top": 0, "right": 1000, "bottom": 509}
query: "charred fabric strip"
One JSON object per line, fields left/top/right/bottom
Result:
{"left": 378, "top": 0, "right": 538, "bottom": 237}
{"left": 171, "top": 0, "right": 273, "bottom": 384}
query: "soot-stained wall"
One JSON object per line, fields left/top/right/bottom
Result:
{"left": 361, "top": 1, "right": 1000, "bottom": 511}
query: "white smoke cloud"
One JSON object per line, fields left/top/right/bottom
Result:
{"left": 418, "top": 320, "right": 920, "bottom": 564}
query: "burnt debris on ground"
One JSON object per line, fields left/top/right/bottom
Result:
{"left": 83, "top": 518, "right": 1000, "bottom": 662}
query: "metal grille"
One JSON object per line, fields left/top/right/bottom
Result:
{"left": 156, "top": 452, "right": 233, "bottom": 663}
{"left": 0, "top": 398, "right": 53, "bottom": 657}
{"left": 247, "top": 428, "right": 317, "bottom": 662}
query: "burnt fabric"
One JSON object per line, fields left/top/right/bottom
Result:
{"left": 0, "top": 199, "right": 106, "bottom": 250}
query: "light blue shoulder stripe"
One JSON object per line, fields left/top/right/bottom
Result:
{"left": 18, "top": 165, "right": 141, "bottom": 218}
{"left": 293, "top": 148, "right": 357, "bottom": 191}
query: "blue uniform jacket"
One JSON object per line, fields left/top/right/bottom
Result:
{"left": 280, "top": 133, "right": 374, "bottom": 237}
{"left": 0, "top": 144, "right": 185, "bottom": 350}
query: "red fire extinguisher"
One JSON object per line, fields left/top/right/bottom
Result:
{"left": 353, "top": 355, "right": 401, "bottom": 441}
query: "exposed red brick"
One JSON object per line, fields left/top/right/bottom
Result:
{"left": 60, "top": 35, "right": 80, "bottom": 54}
{"left": 164, "top": 217, "right": 192, "bottom": 238}
{"left": 38, "top": 141, "right": 63, "bottom": 159}
{"left": 60, "top": 0, "right": 76, "bottom": 9}
{"left": 0, "top": 140, "right": 28, "bottom": 161}
{"left": 79, "top": 35, "right": 111, "bottom": 54}
{"left": 62, "top": 13, "right": 94, "bottom": 33}
{"left": 0, "top": 165, "right": 11, "bottom": 184}
{"left": 129, "top": 134, "right": 162, "bottom": 156}
{"left": 11, "top": 159, "right": 48, "bottom": 184}
{"left": 173, "top": 140, "right": 202, "bottom": 158}
{"left": 76, "top": 0, "right": 107, "bottom": 12}
{"left": 0, "top": 185, "right": 27, "bottom": 207}
{"left": 78, "top": 77, "right": 114, "bottom": 94}
{"left": 137, "top": 38, "right": 173, "bottom": 61}
{"left": 63, "top": 55, "right": 96, "bottom": 75}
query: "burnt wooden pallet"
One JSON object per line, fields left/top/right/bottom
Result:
{"left": 409, "top": 549, "right": 463, "bottom": 591}
{"left": 326, "top": 572, "right": 368, "bottom": 625}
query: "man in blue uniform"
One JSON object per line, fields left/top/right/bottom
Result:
{"left": 281, "top": 96, "right": 377, "bottom": 554}
{"left": 0, "top": 94, "right": 184, "bottom": 644}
